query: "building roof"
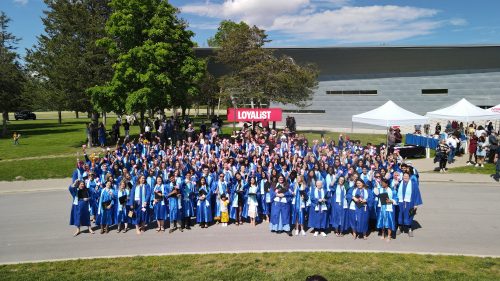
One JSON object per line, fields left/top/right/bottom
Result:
{"left": 195, "top": 45, "right": 500, "bottom": 80}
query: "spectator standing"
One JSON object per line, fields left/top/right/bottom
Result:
{"left": 488, "top": 132, "right": 498, "bottom": 163}
{"left": 436, "top": 139, "right": 450, "bottom": 173}
{"left": 493, "top": 145, "right": 500, "bottom": 182}
{"left": 123, "top": 120, "right": 130, "bottom": 140}
{"left": 98, "top": 122, "right": 106, "bottom": 147}
{"left": 446, "top": 134, "right": 457, "bottom": 164}
{"left": 467, "top": 133, "right": 478, "bottom": 165}
{"left": 476, "top": 136, "right": 487, "bottom": 167}
{"left": 435, "top": 122, "right": 441, "bottom": 135}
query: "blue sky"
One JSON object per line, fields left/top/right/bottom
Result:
{"left": 1, "top": 0, "right": 499, "bottom": 59}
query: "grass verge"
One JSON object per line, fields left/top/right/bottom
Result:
{"left": 0, "top": 252, "right": 499, "bottom": 281}
{"left": 447, "top": 163, "right": 496, "bottom": 175}
{"left": 0, "top": 157, "right": 76, "bottom": 181}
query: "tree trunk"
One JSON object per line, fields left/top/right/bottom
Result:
{"left": 91, "top": 111, "right": 99, "bottom": 124}
{"left": 181, "top": 106, "right": 186, "bottom": 118}
{"left": 2, "top": 111, "right": 8, "bottom": 137}
{"left": 75, "top": 111, "right": 79, "bottom": 119}
{"left": 58, "top": 110, "right": 62, "bottom": 124}
{"left": 102, "top": 112, "right": 107, "bottom": 125}
{"left": 195, "top": 104, "right": 199, "bottom": 117}
{"left": 87, "top": 111, "right": 92, "bottom": 118}
{"left": 140, "top": 110, "right": 145, "bottom": 133}
{"left": 206, "top": 104, "right": 210, "bottom": 118}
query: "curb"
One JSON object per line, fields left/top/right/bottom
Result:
{"left": 1, "top": 249, "right": 498, "bottom": 265}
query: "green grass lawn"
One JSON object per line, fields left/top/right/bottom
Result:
{"left": 0, "top": 157, "right": 77, "bottom": 181}
{"left": 448, "top": 163, "right": 496, "bottom": 175}
{"left": 0, "top": 252, "right": 498, "bottom": 281}
{"left": 1, "top": 112, "right": 389, "bottom": 181}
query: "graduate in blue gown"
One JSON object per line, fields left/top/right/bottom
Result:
{"left": 181, "top": 172, "right": 196, "bottom": 229}
{"left": 152, "top": 176, "right": 167, "bottom": 232}
{"left": 128, "top": 175, "right": 151, "bottom": 235}
{"left": 329, "top": 176, "right": 349, "bottom": 236}
{"left": 96, "top": 180, "right": 114, "bottom": 234}
{"left": 115, "top": 180, "right": 130, "bottom": 233}
{"left": 166, "top": 174, "right": 183, "bottom": 233}
{"left": 269, "top": 175, "right": 293, "bottom": 236}
{"left": 397, "top": 171, "right": 423, "bottom": 237}
{"left": 213, "top": 173, "right": 228, "bottom": 222}
{"left": 291, "top": 175, "right": 308, "bottom": 236}
{"left": 196, "top": 177, "right": 213, "bottom": 227}
{"left": 308, "top": 181, "right": 328, "bottom": 237}
{"left": 374, "top": 179, "right": 398, "bottom": 241}
{"left": 86, "top": 172, "right": 100, "bottom": 222}
{"left": 69, "top": 180, "right": 94, "bottom": 236}
{"left": 259, "top": 172, "right": 272, "bottom": 222}
{"left": 242, "top": 177, "right": 260, "bottom": 226}
{"left": 230, "top": 173, "right": 247, "bottom": 225}
{"left": 347, "top": 179, "right": 372, "bottom": 239}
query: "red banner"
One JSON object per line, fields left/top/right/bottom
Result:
{"left": 227, "top": 108, "right": 282, "bottom": 122}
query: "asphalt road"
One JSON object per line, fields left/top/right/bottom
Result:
{"left": 1, "top": 182, "right": 499, "bottom": 264}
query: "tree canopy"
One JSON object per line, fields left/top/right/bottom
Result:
{"left": 26, "top": 0, "right": 112, "bottom": 123}
{"left": 208, "top": 20, "right": 318, "bottom": 108}
{"left": 89, "top": 0, "right": 205, "bottom": 122}
{"left": 0, "top": 11, "right": 25, "bottom": 136}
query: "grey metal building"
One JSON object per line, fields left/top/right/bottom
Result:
{"left": 196, "top": 46, "right": 500, "bottom": 128}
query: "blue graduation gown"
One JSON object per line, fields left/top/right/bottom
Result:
{"left": 213, "top": 181, "right": 228, "bottom": 218}
{"left": 291, "top": 183, "right": 308, "bottom": 225}
{"left": 397, "top": 179, "right": 423, "bottom": 226}
{"left": 115, "top": 189, "right": 131, "bottom": 224}
{"left": 152, "top": 184, "right": 167, "bottom": 221}
{"left": 259, "top": 179, "right": 272, "bottom": 216}
{"left": 128, "top": 184, "right": 151, "bottom": 225}
{"left": 182, "top": 181, "right": 195, "bottom": 218}
{"left": 269, "top": 185, "right": 292, "bottom": 231}
{"left": 96, "top": 188, "right": 114, "bottom": 225}
{"left": 308, "top": 188, "right": 328, "bottom": 229}
{"left": 69, "top": 185, "right": 91, "bottom": 227}
{"left": 347, "top": 188, "right": 371, "bottom": 234}
{"left": 196, "top": 186, "right": 213, "bottom": 223}
{"left": 329, "top": 183, "right": 349, "bottom": 231}
{"left": 166, "top": 182, "right": 182, "bottom": 221}
{"left": 375, "top": 187, "right": 398, "bottom": 231}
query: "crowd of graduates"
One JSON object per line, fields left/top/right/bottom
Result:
{"left": 69, "top": 122, "right": 422, "bottom": 240}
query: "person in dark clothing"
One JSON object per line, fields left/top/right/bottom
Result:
{"left": 435, "top": 122, "right": 441, "bottom": 135}
{"left": 494, "top": 146, "right": 500, "bottom": 182}
{"left": 123, "top": 120, "right": 130, "bottom": 140}
{"left": 488, "top": 132, "right": 498, "bottom": 163}
{"left": 436, "top": 140, "right": 450, "bottom": 173}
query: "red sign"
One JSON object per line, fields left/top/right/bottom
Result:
{"left": 227, "top": 108, "right": 282, "bottom": 122}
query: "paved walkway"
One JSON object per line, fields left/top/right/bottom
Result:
{"left": 0, "top": 182, "right": 499, "bottom": 264}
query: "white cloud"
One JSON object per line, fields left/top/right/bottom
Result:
{"left": 181, "top": 1, "right": 465, "bottom": 43}
{"left": 182, "top": 0, "right": 309, "bottom": 26}
{"left": 13, "top": 0, "right": 28, "bottom": 5}
{"left": 271, "top": 6, "right": 441, "bottom": 43}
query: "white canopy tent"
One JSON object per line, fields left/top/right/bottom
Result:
{"left": 425, "top": 98, "right": 500, "bottom": 122}
{"left": 352, "top": 100, "right": 429, "bottom": 127}
{"left": 352, "top": 101, "right": 429, "bottom": 156}
{"left": 488, "top": 103, "right": 500, "bottom": 113}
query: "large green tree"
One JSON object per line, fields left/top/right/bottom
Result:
{"left": 0, "top": 11, "right": 25, "bottom": 137}
{"left": 26, "top": 0, "right": 112, "bottom": 124}
{"left": 90, "top": 0, "right": 205, "bottom": 128}
{"left": 209, "top": 20, "right": 318, "bottom": 108}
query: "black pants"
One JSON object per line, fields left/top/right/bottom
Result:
{"left": 439, "top": 159, "right": 447, "bottom": 169}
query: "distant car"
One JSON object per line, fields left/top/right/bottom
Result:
{"left": 14, "top": 111, "right": 36, "bottom": 120}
